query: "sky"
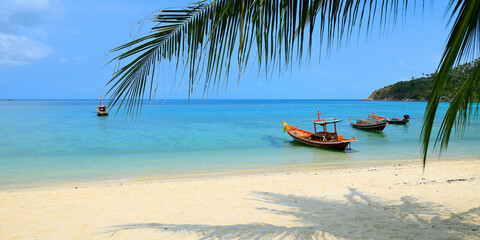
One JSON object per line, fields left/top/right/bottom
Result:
{"left": 0, "top": 0, "right": 455, "bottom": 99}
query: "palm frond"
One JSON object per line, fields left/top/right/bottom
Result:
{"left": 105, "top": 0, "right": 410, "bottom": 116}
{"left": 435, "top": 63, "right": 480, "bottom": 151}
{"left": 421, "top": 0, "right": 480, "bottom": 167}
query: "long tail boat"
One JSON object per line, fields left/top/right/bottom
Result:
{"left": 282, "top": 111, "right": 356, "bottom": 150}
{"left": 348, "top": 117, "right": 388, "bottom": 131}
{"left": 96, "top": 96, "right": 109, "bottom": 116}
{"left": 369, "top": 113, "right": 410, "bottom": 124}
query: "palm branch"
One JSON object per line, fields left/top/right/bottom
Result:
{"left": 105, "top": 0, "right": 408, "bottom": 116}
{"left": 421, "top": 0, "right": 480, "bottom": 167}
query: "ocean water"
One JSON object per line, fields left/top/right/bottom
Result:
{"left": 1, "top": 99, "right": 479, "bottom": 188}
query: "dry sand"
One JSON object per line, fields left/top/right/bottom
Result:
{"left": 1, "top": 159, "right": 479, "bottom": 240}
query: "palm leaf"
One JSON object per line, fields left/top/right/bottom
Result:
{"left": 421, "top": 0, "right": 480, "bottom": 167}
{"left": 435, "top": 63, "right": 480, "bottom": 152}
{"left": 105, "top": 0, "right": 410, "bottom": 116}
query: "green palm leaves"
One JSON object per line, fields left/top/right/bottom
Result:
{"left": 105, "top": 1, "right": 214, "bottom": 116}
{"left": 421, "top": 0, "right": 480, "bottom": 166}
{"left": 106, "top": 0, "right": 406, "bottom": 114}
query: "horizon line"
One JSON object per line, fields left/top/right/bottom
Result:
{"left": 2, "top": 98, "right": 366, "bottom": 101}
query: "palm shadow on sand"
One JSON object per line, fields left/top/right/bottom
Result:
{"left": 102, "top": 188, "right": 479, "bottom": 239}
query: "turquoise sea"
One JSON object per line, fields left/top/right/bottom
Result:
{"left": 1, "top": 99, "right": 479, "bottom": 189}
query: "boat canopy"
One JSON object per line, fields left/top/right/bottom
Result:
{"left": 312, "top": 111, "right": 342, "bottom": 134}
{"left": 313, "top": 119, "right": 343, "bottom": 125}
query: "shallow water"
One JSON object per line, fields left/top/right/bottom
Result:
{"left": 1, "top": 99, "right": 479, "bottom": 188}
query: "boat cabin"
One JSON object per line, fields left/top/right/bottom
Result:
{"left": 312, "top": 111, "right": 344, "bottom": 141}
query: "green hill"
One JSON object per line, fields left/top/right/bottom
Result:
{"left": 365, "top": 58, "right": 479, "bottom": 101}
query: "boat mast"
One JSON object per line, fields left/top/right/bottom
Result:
{"left": 314, "top": 110, "right": 322, "bottom": 133}
{"left": 316, "top": 110, "right": 322, "bottom": 121}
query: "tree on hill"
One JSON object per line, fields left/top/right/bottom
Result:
{"left": 105, "top": 0, "right": 480, "bottom": 166}
{"left": 367, "top": 58, "right": 479, "bottom": 101}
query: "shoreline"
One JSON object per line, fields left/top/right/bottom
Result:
{"left": 1, "top": 158, "right": 479, "bottom": 239}
{"left": 1, "top": 157, "right": 468, "bottom": 191}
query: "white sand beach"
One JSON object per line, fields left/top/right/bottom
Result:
{"left": 1, "top": 159, "right": 479, "bottom": 240}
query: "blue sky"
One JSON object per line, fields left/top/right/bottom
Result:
{"left": 0, "top": 0, "right": 453, "bottom": 99}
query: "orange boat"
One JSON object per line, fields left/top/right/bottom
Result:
{"left": 282, "top": 111, "right": 356, "bottom": 150}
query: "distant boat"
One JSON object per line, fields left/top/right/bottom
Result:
{"left": 348, "top": 117, "right": 388, "bottom": 131}
{"left": 369, "top": 113, "right": 410, "bottom": 124}
{"left": 282, "top": 111, "right": 356, "bottom": 150}
{"left": 7, "top": 99, "right": 15, "bottom": 101}
{"left": 97, "top": 97, "right": 108, "bottom": 116}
